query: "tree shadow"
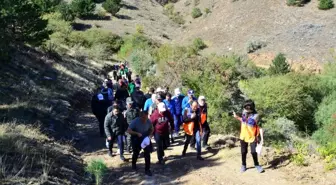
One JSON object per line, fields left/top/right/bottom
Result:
{"left": 80, "top": 14, "right": 111, "bottom": 21}
{"left": 71, "top": 22, "right": 92, "bottom": 31}
{"left": 264, "top": 154, "right": 292, "bottom": 170}
{"left": 115, "top": 14, "right": 132, "bottom": 20}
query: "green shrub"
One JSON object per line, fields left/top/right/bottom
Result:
{"left": 286, "top": 0, "right": 309, "bottom": 6}
{"left": 32, "top": 0, "right": 63, "bottom": 13}
{"left": 291, "top": 142, "right": 309, "bottom": 166}
{"left": 136, "top": 25, "right": 144, "bottom": 34}
{"left": 239, "top": 74, "right": 319, "bottom": 133}
{"left": 164, "top": 3, "right": 185, "bottom": 25}
{"left": 85, "top": 159, "right": 108, "bottom": 185}
{"left": 204, "top": 8, "right": 211, "bottom": 14}
{"left": 97, "top": 7, "right": 107, "bottom": 18}
{"left": 315, "top": 91, "right": 336, "bottom": 128}
{"left": 118, "top": 34, "right": 153, "bottom": 59}
{"left": 128, "top": 49, "right": 156, "bottom": 77}
{"left": 192, "top": 38, "right": 206, "bottom": 51}
{"left": 102, "top": 0, "right": 121, "bottom": 16}
{"left": 269, "top": 53, "right": 291, "bottom": 75}
{"left": 57, "top": 2, "right": 76, "bottom": 21}
{"left": 246, "top": 40, "right": 266, "bottom": 53}
{"left": 191, "top": 7, "right": 202, "bottom": 18}
{"left": 318, "top": 143, "right": 336, "bottom": 171}
{"left": 319, "top": 0, "right": 334, "bottom": 10}
{"left": 71, "top": 0, "right": 96, "bottom": 18}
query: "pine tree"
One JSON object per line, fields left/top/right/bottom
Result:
{"left": 103, "top": 0, "right": 121, "bottom": 16}
{"left": 269, "top": 53, "right": 291, "bottom": 75}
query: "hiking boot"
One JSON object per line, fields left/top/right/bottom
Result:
{"left": 241, "top": 165, "right": 247, "bottom": 173}
{"left": 145, "top": 170, "right": 153, "bottom": 176}
{"left": 120, "top": 156, "right": 126, "bottom": 161}
{"left": 255, "top": 165, "right": 264, "bottom": 173}
{"left": 197, "top": 156, "right": 204, "bottom": 161}
{"left": 108, "top": 150, "right": 113, "bottom": 157}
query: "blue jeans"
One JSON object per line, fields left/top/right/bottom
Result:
{"left": 183, "top": 131, "right": 201, "bottom": 156}
{"left": 108, "top": 135, "right": 124, "bottom": 157}
{"left": 173, "top": 114, "right": 182, "bottom": 133}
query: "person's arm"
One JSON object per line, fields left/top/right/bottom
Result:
{"left": 143, "top": 100, "right": 149, "bottom": 111}
{"left": 104, "top": 114, "right": 112, "bottom": 139}
{"left": 183, "top": 109, "right": 194, "bottom": 123}
{"left": 233, "top": 112, "right": 242, "bottom": 122}
{"left": 255, "top": 115, "right": 264, "bottom": 144}
{"left": 181, "top": 97, "right": 188, "bottom": 111}
{"left": 127, "top": 122, "right": 142, "bottom": 137}
{"left": 167, "top": 111, "right": 175, "bottom": 131}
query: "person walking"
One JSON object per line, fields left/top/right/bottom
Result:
{"left": 171, "top": 88, "right": 185, "bottom": 137}
{"left": 148, "top": 94, "right": 163, "bottom": 117}
{"left": 150, "top": 103, "right": 174, "bottom": 165}
{"left": 144, "top": 87, "right": 155, "bottom": 100}
{"left": 198, "top": 96, "right": 211, "bottom": 149}
{"left": 143, "top": 93, "right": 156, "bottom": 112}
{"left": 164, "top": 93, "right": 175, "bottom": 143}
{"left": 115, "top": 81, "right": 130, "bottom": 111}
{"left": 131, "top": 83, "right": 146, "bottom": 109}
{"left": 182, "top": 101, "right": 204, "bottom": 160}
{"left": 91, "top": 87, "right": 111, "bottom": 137}
{"left": 128, "top": 80, "right": 136, "bottom": 95}
{"left": 104, "top": 107, "right": 128, "bottom": 161}
{"left": 233, "top": 100, "right": 264, "bottom": 173}
{"left": 127, "top": 111, "right": 154, "bottom": 176}
{"left": 124, "top": 97, "right": 140, "bottom": 153}
{"left": 182, "top": 89, "right": 197, "bottom": 111}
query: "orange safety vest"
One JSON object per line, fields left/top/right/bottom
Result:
{"left": 200, "top": 105, "right": 207, "bottom": 125}
{"left": 183, "top": 108, "right": 202, "bottom": 136}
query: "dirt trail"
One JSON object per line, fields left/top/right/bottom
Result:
{"left": 74, "top": 110, "right": 336, "bottom": 185}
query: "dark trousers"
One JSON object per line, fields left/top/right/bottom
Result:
{"left": 240, "top": 140, "right": 259, "bottom": 166}
{"left": 202, "top": 122, "right": 211, "bottom": 146}
{"left": 132, "top": 140, "right": 151, "bottom": 171}
{"left": 183, "top": 131, "right": 201, "bottom": 156}
{"left": 125, "top": 132, "right": 132, "bottom": 151}
{"left": 108, "top": 135, "right": 124, "bottom": 157}
{"left": 96, "top": 114, "right": 106, "bottom": 137}
{"left": 173, "top": 114, "right": 182, "bottom": 133}
{"left": 154, "top": 133, "right": 168, "bottom": 161}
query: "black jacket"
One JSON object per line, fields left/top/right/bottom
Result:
{"left": 91, "top": 93, "right": 110, "bottom": 116}
{"left": 104, "top": 112, "right": 128, "bottom": 137}
{"left": 115, "top": 88, "right": 129, "bottom": 102}
{"left": 131, "top": 90, "right": 146, "bottom": 109}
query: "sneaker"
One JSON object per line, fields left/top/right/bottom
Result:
{"left": 116, "top": 149, "right": 120, "bottom": 155}
{"left": 108, "top": 151, "right": 113, "bottom": 157}
{"left": 255, "top": 165, "right": 264, "bottom": 173}
{"left": 120, "top": 156, "right": 126, "bottom": 161}
{"left": 202, "top": 144, "right": 211, "bottom": 150}
{"left": 145, "top": 170, "right": 153, "bottom": 176}
{"left": 241, "top": 165, "right": 247, "bottom": 173}
{"left": 197, "top": 156, "right": 204, "bottom": 161}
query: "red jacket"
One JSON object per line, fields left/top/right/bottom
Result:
{"left": 150, "top": 110, "right": 174, "bottom": 135}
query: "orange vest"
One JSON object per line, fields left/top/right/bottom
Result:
{"left": 183, "top": 108, "right": 202, "bottom": 135}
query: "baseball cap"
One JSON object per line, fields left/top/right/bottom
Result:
{"left": 198, "top": 96, "right": 206, "bottom": 101}
{"left": 158, "top": 102, "right": 167, "bottom": 112}
{"left": 188, "top": 89, "right": 194, "bottom": 95}
{"left": 126, "top": 97, "right": 133, "bottom": 104}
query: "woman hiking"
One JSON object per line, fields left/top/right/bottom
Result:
{"left": 233, "top": 100, "right": 264, "bottom": 173}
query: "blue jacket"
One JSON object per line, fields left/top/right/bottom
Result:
{"left": 182, "top": 96, "right": 197, "bottom": 114}
{"left": 163, "top": 99, "right": 175, "bottom": 115}
{"left": 144, "top": 98, "right": 154, "bottom": 112}
{"left": 171, "top": 95, "right": 185, "bottom": 115}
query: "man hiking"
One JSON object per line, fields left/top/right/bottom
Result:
{"left": 115, "top": 81, "right": 130, "bottom": 111}
{"left": 171, "top": 88, "right": 185, "bottom": 137}
{"left": 182, "top": 89, "right": 197, "bottom": 111}
{"left": 182, "top": 101, "right": 204, "bottom": 160}
{"left": 164, "top": 93, "right": 175, "bottom": 143}
{"left": 198, "top": 96, "right": 211, "bottom": 149}
{"left": 131, "top": 83, "right": 146, "bottom": 109}
{"left": 124, "top": 97, "right": 140, "bottom": 153}
{"left": 101, "top": 80, "right": 114, "bottom": 104}
{"left": 144, "top": 87, "right": 155, "bottom": 100}
{"left": 91, "top": 87, "right": 111, "bottom": 137}
{"left": 150, "top": 102, "right": 174, "bottom": 165}
{"left": 128, "top": 79, "right": 136, "bottom": 95}
{"left": 233, "top": 100, "right": 264, "bottom": 173}
{"left": 144, "top": 93, "right": 156, "bottom": 112}
{"left": 127, "top": 111, "right": 154, "bottom": 176}
{"left": 104, "top": 107, "right": 128, "bottom": 161}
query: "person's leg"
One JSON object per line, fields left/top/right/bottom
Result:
{"left": 98, "top": 115, "right": 105, "bottom": 137}
{"left": 132, "top": 142, "right": 140, "bottom": 169}
{"left": 195, "top": 131, "right": 203, "bottom": 160}
{"left": 144, "top": 143, "right": 152, "bottom": 174}
{"left": 190, "top": 134, "right": 196, "bottom": 148}
{"left": 240, "top": 140, "right": 248, "bottom": 172}
{"left": 117, "top": 135, "right": 125, "bottom": 160}
{"left": 202, "top": 123, "right": 211, "bottom": 147}
{"left": 155, "top": 133, "right": 164, "bottom": 162}
{"left": 182, "top": 134, "right": 192, "bottom": 155}
{"left": 126, "top": 132, "right": 132, "bottom": 152}
{"left": 250, "top": 141, "right": 259, "bottom": 166}
{"left": 108, "top": 136, "right": 115, "bottom": 156}
{"left": 173, "top": 114, "right": 180, "bottom": 135}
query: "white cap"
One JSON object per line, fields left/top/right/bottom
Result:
{"left": 198, "top": 96, "right": 206, "bottom": 101}
{"left": 158, "top": 102, "right": 167, "bottom": 112}
{"left": 156, "top": 87, "right": 164, "bottom": 93}
{"left": 198, "top": 96, "right": 206, "bottom": 106}
{"left": 174, "top": 88, "right": 181, "bottom": 96}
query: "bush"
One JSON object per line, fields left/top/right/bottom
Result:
{"left": 32, "top": 0, "right": 63, "bottom": 13}
{"left": 102, "top": 0, "right": 121, "bottom": 16}
{"left": 85, "top": 159, "right": 108, "bottom": 185}
{"left": 246, "top": 40, "right": 266, "bottom": 53}
{"left": 318, "top": 143, "right": 336, "bottom": 171}
{"left": 286, "top": 0, "right": 309, "bottom": 6}
{"left": 128, "top": 49, "right": 156, "bottom": 77}
{"left": 71, "top": 0, "right": 96, "bottom": 18}
{"left": 57, "top": 2, "right": 76, "bottom": 21}
{"left": 204, "top": 8, "right": 211, "bottom": 14}
{"left": 164, "top": 3, "right": 185, "bottom": 25}
{"left": 97, "top": 7, "right": 107, "bottom": 18}
{"left": 319, "top": 0, "right": 334, "bottom": 10}
{"left": 191, "top": 7, "right": 202, "bottom": 18}
{"left": 239, "top": 74, "right": 320, "bottom": 133}
{"left": 118, "top": 33, "right": 153, "bottom": 59}
{"left": 136, "top": 25, "right": 144, "bottom": 34}
{"left": 191, "top": 38, "right": 206, "bottom": 52}
{"left": 263, "top": 117, "right": 298, "bottom": 146}
{"left": 291, "top": 141, "right": 309, "bottom": 166}
{"left": 269, "top": 53, "right": 291, "bottom": 75}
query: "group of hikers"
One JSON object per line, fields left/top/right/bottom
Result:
{"left": 91, "top": 63, "right": 264, "bottom": 176}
